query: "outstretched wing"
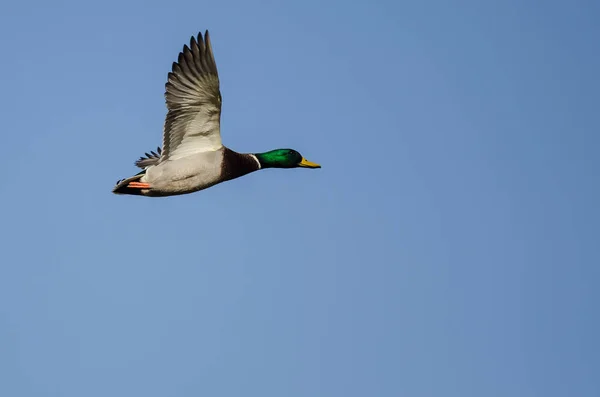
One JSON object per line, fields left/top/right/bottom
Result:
{"left": 160, "top": 30, "right": 222, "bottom": 162}
{"left": 135, "top": 147, "right": 162, "bottom": 169}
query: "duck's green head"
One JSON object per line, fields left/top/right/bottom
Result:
{"left": 254, "top": 149, "right": 321, "bottom": 169}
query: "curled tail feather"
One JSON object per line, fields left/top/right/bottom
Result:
{"left": 112, "top": 171, "right": 147, "bottom": 195}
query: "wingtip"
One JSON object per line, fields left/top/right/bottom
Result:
{"left": 186, "top": 30, "right": 211, "bottom": 53}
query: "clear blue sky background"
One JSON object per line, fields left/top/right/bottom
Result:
{"left": 0, "top": 0, "right": 598, "bottom": 396}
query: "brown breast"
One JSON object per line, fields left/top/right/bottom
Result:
{"left": 220, "top": 147, "right": 261, "bottom": 181}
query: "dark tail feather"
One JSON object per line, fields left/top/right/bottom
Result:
{"left": 112, "top": 171, "right": 146, "bottom": 195}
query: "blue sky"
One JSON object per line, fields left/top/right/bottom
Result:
{"left": 0, "top": 0, "right": 598, "bottom": 396}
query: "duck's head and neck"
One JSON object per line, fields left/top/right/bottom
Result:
{"left": 222, "top": 148, "right": 320, "bottom": 182}
{"left": 254, "top": 149, "right": 321, "bottom": 169}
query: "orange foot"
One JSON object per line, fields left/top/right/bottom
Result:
{"left": 128, "top": 181, "right": 151, "bottom": 189}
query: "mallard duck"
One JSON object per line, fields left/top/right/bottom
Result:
{"left": 112, "top": 30, "right": 320, "bottom": 197}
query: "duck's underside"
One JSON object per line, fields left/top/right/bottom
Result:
{"left": 112, "top": 146, "right": 266, "bottom": 197}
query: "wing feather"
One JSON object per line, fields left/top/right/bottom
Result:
{"left": 160, "top": 30, "right": 222, "bottom": 162}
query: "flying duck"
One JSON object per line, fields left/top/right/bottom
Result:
{"left": 112, "top": 30, "right": 320, "bottom": 197}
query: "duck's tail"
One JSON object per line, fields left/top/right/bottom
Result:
{"left": 112, "top": 171, "right": 147, "bottom": 195}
